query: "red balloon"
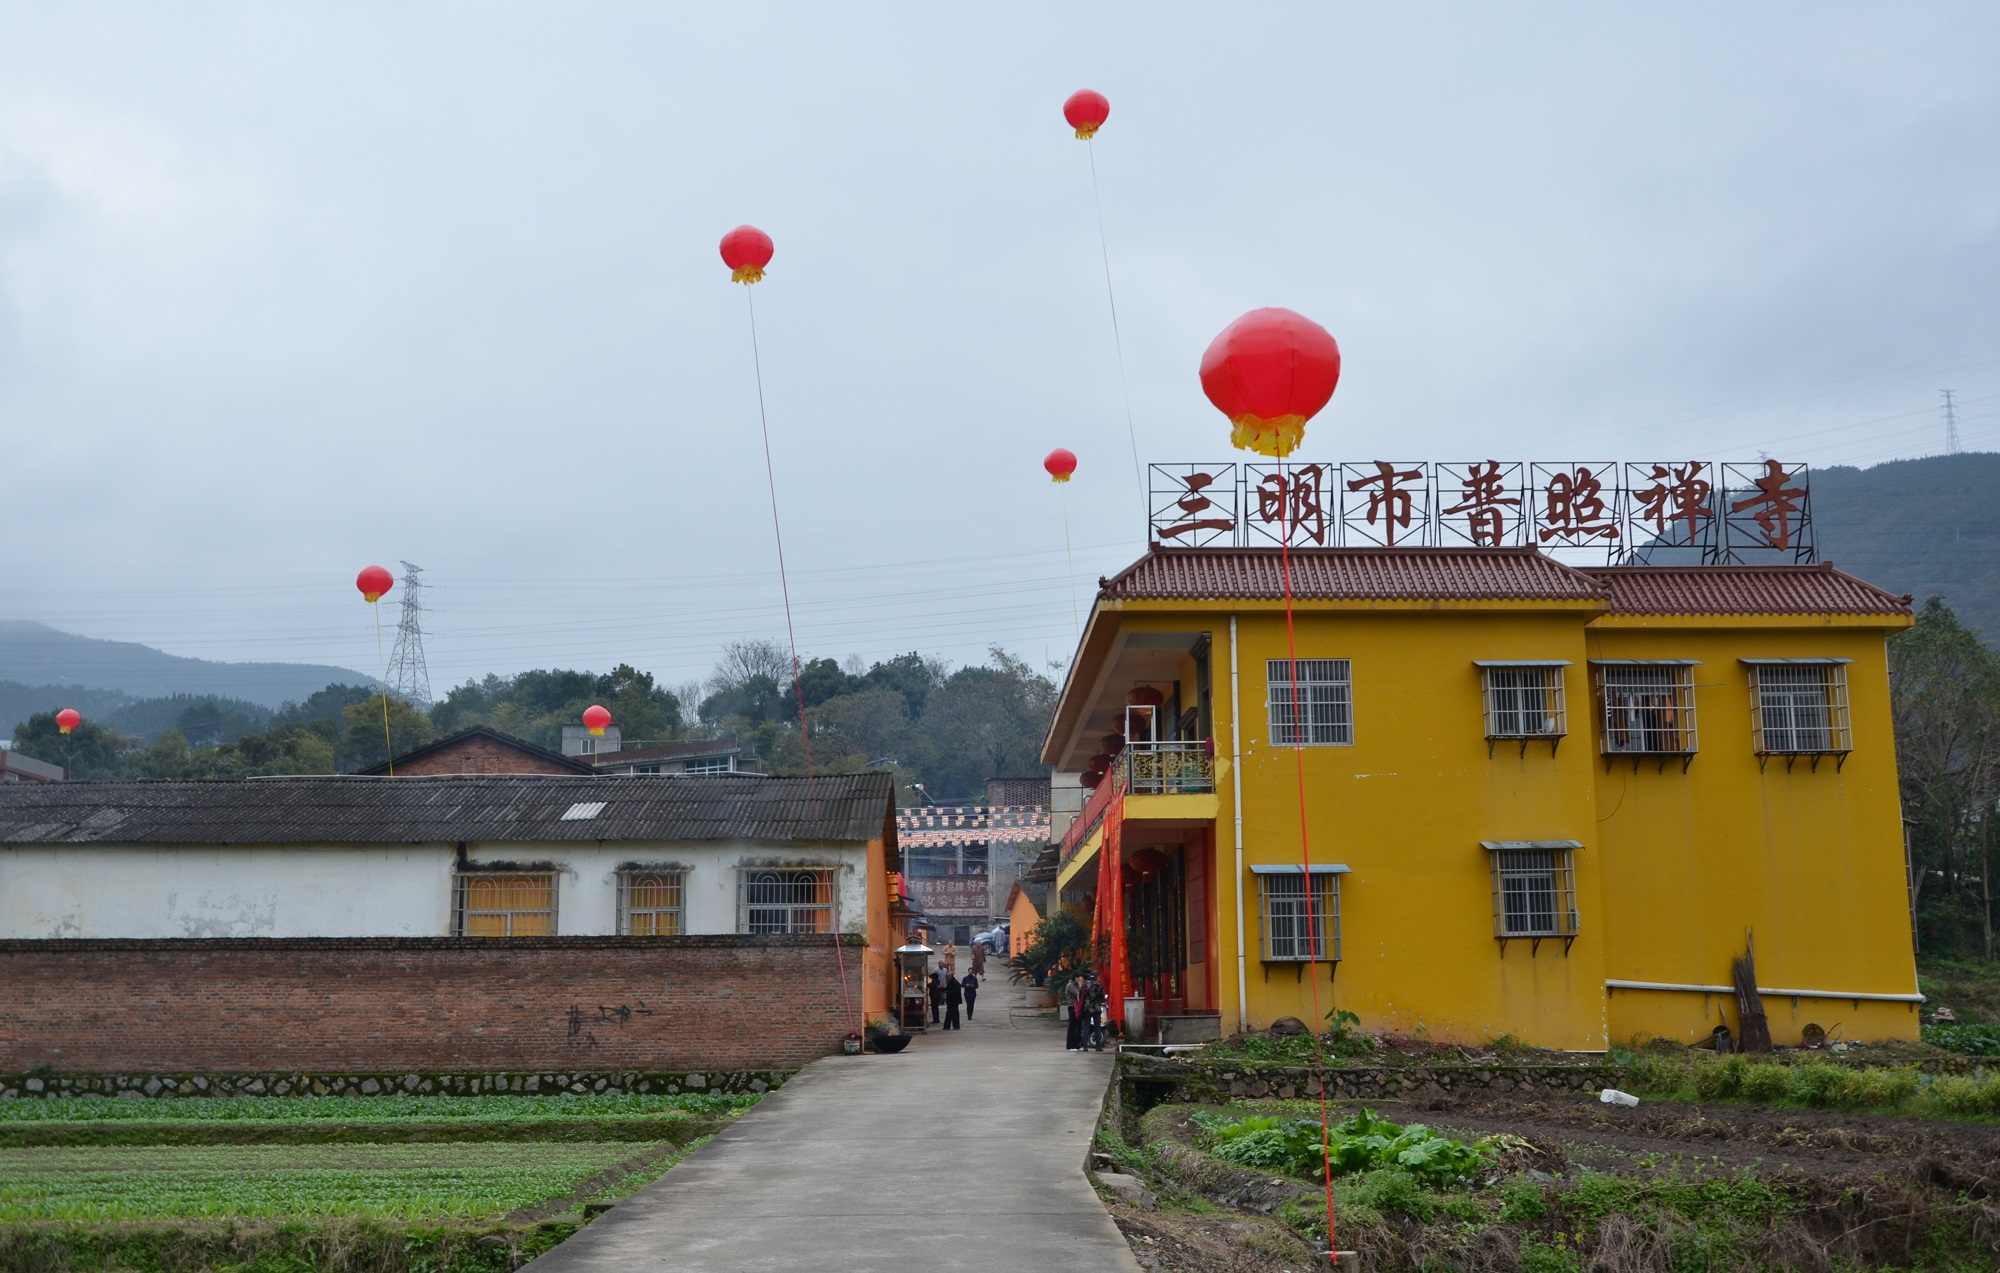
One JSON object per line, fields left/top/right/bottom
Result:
{"left": 1199, "top": 308, "right": 1342, "bottom": 458}
{"left": 356, "top": 565, "right": 394, "bottom": 603}
{"left": 720, "top": 225, "right": 774, "bottom": 284}
{"left": 582, "top": 704, "right": 613, "bottom": 737}
{"left": 1044, "top": 447, "right": 1078, "bottom": 483}
{"left": 1064, "top": 89, "right": 1110, "bottom": 139}
{"left": 55, "top": 708, "right": 81, "bottom": 734}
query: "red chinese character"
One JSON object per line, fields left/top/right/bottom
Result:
{"left": 1538, "top": 467, "right": 1619, "bottom": 543}
{"left": 1156, "top": 471, "right": 1236, "bottom": 541}
{"left": 1634, "top": 463, "right": 1714, "bottom": 545}
{"left": 1254, "top": 465, "right": 1328, "bottom": 544}
{"left": 1441, "top": 461, "right": 1520, "bottom": 546}
{"left": 1344, "top": 461, "right": 1425, "bottom": 545}
{"left": 1729, "top": 460, "right": 1806, "bottom": 550}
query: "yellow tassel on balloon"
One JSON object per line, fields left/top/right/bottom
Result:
{"left": 731, "top": 264, "right": 765, "bottom": 285}
{"left": 1229, "top": 414, "right": 1308, "bottom": 458}
{"left": 1073, "top": 122, "right": 1101, "bottom": 140}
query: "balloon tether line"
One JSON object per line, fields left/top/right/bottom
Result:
{"left": 743, "top": 285, "right": 856, "bottom": 1037}
{"left": 374, "top": 606, "right": 394, "bottom": 777}
{"left": 1060, "top": 484, "right": 1080, "bottom": 640}
{"left": 1086, "top": 141, "right": 1144, "bottom": 513}
{"left": 1278, "top": 455, "right": 1337, "bottom": 1262}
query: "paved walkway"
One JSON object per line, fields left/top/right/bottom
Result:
{"left": 525, "top": 976, "right": 1141, "bottom": 1273}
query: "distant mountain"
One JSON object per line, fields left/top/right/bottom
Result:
{"left": 0, "top": 622, "right": 371, "bottom": 711}
{"left": 1811, "top": 453, "right": 2000, "bottom": 642}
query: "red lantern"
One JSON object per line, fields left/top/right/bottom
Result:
{"left": 1199, "top": 308, "right": 1342, "bottom": 458}
{"left": 55, "top": 708, "right": 81, "bottom": 735}
{"left": 1044, "top": 447, "right": 1078, "bottom": 483}
{"left": 720, "top": 225, "right": 774, "bottom": 285}
{"left": 1101, "top": 734, "right": 1125, "bottom": 755}
{"left": 1081, "top": 769, "right": 1104, "bottom": 789}
{"left": 1088, "top": 752, "right": 1114, "bottom": 772}
{"left": 1126, "top": 686, "right": 1165, "bottom": 708}
{"left": 582, "top": 704, "right": 613, "bottom": 737}
{"left": 356, "top": 565, "right": 394, "bottom": 603}
{"left": 1064, "top": 89, "right": 1110, "bottom": 140}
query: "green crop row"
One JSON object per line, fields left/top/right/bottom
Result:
{"left": 1620, "top": 1051, "right": 2000, "bottom": 1116}
{"left": 0, "top": 1092, "right": 757, "bottom": 1124}
{"left": 0, "top": 1141, "right": 648, "bottom": 1221}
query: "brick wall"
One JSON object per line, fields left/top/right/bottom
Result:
{"left": 0, "top": 935, "right": 863, "bottom": 1074}
{"left": 393, "top": 736, "right": 583, "bottom": 775}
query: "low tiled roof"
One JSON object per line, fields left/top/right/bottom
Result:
{"left": 357, "top": 726, "right": 592, "bottom": 776}
{"left": 0, "top": 773, "right": 894, "bottom": 846}
{"left": 1098, "top": 547, "right": 1605, "bottom": 603}
{"left": 590, "top": 737, "right": 748, "bottom": 766}
{"left": 1581, "top": 565, "right": 1913, "bottom": 617}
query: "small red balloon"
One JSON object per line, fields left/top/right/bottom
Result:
{"left": 1064, "top": 89, "right": 1110, "bottom": 139}
{"left": 1199, "top": 308, "right": 1342, "bottom": 458}
{"left": 1044, "top": 447, "right": 1078, "bottom": 483}
{"left": 582, "top": 704, "right": 613, "bottom": 737}
{"left": 55, "top": 708, "right": 81, "bottom": 735}
{"left": 720, "top": 225, "right": 774, "bottom": 284}
{"left": 356, "top": 565, "right": 394, "bottom": 603}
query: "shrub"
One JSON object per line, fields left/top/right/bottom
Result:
{"left": 1926, "top": 1073, "right": 2000, "bottom": 1116}
{"left": 1192, "top": 1107, "right": 1496, "bottom": 1187}
{"left": 1622, "top": 1051, "right": 1689, "bottom": 1095}
{"left": 1690, "top": 1054, "right": 1746, "bottom": 1099}
{"left": 1737, "top": 1062, "right": 1791, "bottom": 1103}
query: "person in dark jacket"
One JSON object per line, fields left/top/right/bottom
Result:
{"left": 929, "top": 965, "right": 946, "bottom": 1024}
{"left": 942, "top": 973, "right": 964, "bottom": 1030}
{"left": 960, "top": 971, "right": 980, "bottom": 1020}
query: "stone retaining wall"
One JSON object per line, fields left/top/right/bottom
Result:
{"left": 0, "top": 1067, "right": 789, "bottom": 1101}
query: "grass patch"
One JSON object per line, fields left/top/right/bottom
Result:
{"left": 1201, "top": 1031, "right": 1378, "bottom": 1065}
{"left": 1624, "top": 1051, "right": 2000, "bottom": 1117}
{"left": 1917, "top": 957, "right": 2000, "bottom": 1025}
{"left": 0, "top": 1093, "right": 755, "bottom": 1124}
{"left": 0, "top": 1217, "right": 579, "bottom": 1273}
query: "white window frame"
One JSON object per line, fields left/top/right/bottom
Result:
{"left": 1252, "top": 865, "right": 1346, "bottom": 962}
{"left": 617, "top": 868, "right": 687, "bottom": 936}
{"left": 1593, "top": 660, "right": 1699, "bottom": 760}
{"left": 683, "top": 755, "right": 732, "bottom": 775}
{"left": 1265, "top": 658, "right": 1354, "bottom": 747}
{"left": 737, "top": 866, "right": 837, "bottom": 934}
{"left": 1477, "top": 661, "right": 1569, "bottom": 750}
{"left": 1744, "top": 659, "right": 1852, "bottom": 769}
{"left": 453, "top": 871, "right": 559, "bottom": 937}
{"left": 1483, "top": 841, "right": 1579, "bottom": 952}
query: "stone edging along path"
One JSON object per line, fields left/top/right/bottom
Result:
{"left": 0, "top": 1068, "right": 790, "bottom": 1100}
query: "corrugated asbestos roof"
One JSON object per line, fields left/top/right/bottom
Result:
{"left": 0, "top": 773, "right": 895, "bottom": 846}
{"left": 1097, "top": 547, "right": 1606, "bottom": 602}
{"left": 1581, "top": 565, "right": 1913, "bottom": 617}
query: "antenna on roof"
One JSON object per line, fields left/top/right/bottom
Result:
{"left": 385, "top": 562, "right": 433, "bottom": 710}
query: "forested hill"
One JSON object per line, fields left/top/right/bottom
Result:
{"left": 0, "top": 622, "right": 367, "bottom": 709}
{"left": 1812, "top": 453, "right": 2000, "bottom": 643}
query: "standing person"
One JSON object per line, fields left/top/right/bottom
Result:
{"left": 1083, "top": 970, "right": 1110, "bottom": 1051}
{"left": 1060, "top": 974, "right": 1084, "bottom": 1051}
{"left": 942, "top": 940, "right": 958, "bottom": 976}
{"left": 970, "top": 940, "right": 987, "bottom": 978}
{"left": 928, "top": 964, "right": 945, "bottom": 1025}
{"left": 943, "top": 973, "right": 963, "bottom": 1030}
{"left": 961, "top": 971, "right": 980, "bottom": 1020}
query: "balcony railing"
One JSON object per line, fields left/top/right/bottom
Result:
{"left": 1122, "top": 741, "right": 1215, "bottom": 795}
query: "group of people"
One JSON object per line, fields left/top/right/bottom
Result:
{"left": 927, "top": 942, "right": 980, "bottom": 1030}
{"left": 1058, "top": 968, "right": 1111, "bottom": 1051}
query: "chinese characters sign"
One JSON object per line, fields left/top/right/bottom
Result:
{"left": 907, "top": 875, "right": 991, "bottom": 915}
{"left": 1146, "top": 460, "right": 1814, "bottom": 562}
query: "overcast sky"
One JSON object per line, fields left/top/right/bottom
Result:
{"left": 4, "top": 3, "right": 1998, "bottom": 695}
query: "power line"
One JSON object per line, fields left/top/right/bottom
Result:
{"left": 383, "top": 562, "right": 433, "bottom": 708}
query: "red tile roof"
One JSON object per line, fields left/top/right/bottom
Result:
{"left": 1097, "top": 547, "right": 1606, "bottom": 603}
{"left": 1581, "top": 564, "right": 1913, "bottom": 617}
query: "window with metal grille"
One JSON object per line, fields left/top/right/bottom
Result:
{"left": 1256, "top": 869, "right": 1342, "bottom": 962}
{"left": 1748, "top": 662, "right": 1851, "bottom": 755}
{"left": 618, "top": 870, "right": 685, "bottom": 935}
{"left": 1597, "top": 663, "right": 1697, "bottom": 754}
{"left": 455, "top": 872, "right": 557, "bottom": 937}
{"left": 1484, "top": 843, "right": 1579, "bottom": 940}
{"left": 738, "top": 868, "right": 835, "bottom": 934}
{"left": 1479, "top": 664, "right": 1567, "bottom": 739}
{"left": 1265, "top": 659, "right": 1353, "bottom": 746}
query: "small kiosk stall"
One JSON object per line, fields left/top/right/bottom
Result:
{"left": 894, "top": 943, "right": 934, "bottom": 1032}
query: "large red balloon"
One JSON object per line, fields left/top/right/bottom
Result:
{"left": 582, "top": 704, "right": 613, "bottom": 736}
{"left": 1199, "top": 308, "right": 1342, "bottom": 458}
{"left": 1064, "top": 89, "right": 1110, "bottom": 139}
{"left": 55, "top": 708, "right": 81, "bottom": 734}
{"left": 1044, "top": 447, "right": 1078, "bottom": 483}
{"left": 356, "top": 565, "right": 394, "bottom": 603}
{"left": 720, "top": 225, "right": 774, "bottom": 284}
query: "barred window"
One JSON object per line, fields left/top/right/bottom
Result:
{"left": 1266, "top": 659, "right": 1353, "bottom": 746}
{"left": 739, "top": 868, "right": 835, "bottom": 934}
{"left": 618, "top": 870, "right": 685, "bottom": 936}
{"left": 1484, "top": 843, "right": 1579, "bottom": 941}
{"left": 1748, "top": 662, "right": 1850, "bottom": 755}
{"left": 1479, "top": 663, "right": 1567, "bottom": 739}
{"left": 1255, "top": 868, "right": 1343, "bottom": 962}
{"left": 455, "top": 872, "right": 557, "bottom": 937}
{"left": 1597, "top": 663, "right": 1698, "bottom": 754}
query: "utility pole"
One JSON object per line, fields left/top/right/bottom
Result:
{"left": 1942, "top": 389, "right": 1962, "bottom": 456}
{"left": 384, "top": 562, "right": 433, "bottom": 710}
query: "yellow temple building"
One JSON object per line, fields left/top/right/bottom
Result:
{"left": 1041, "top": 545, "right": 1921, "bottom": 1049}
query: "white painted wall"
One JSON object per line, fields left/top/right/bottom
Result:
{"left": 0, "top": 839, "right": 871, "bottom": 939}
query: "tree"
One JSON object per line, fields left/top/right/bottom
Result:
{"left": 790, "top": 657, "right": 860, "bottom": 709}
{"left": 1011, "top": 908, "right": 1096, "bottom": 995}
{"left": 1890, "top": 597, "right": 2000, "bottom": 960}
{"left": 707, "top": 639, "right": 791, "bottom": 695}
{"left": 272, "top": 684, "right": 381, "bottom": 727}
{"left": 340, "top": 697, "right": 437, "bottom": 770}
{"left": 10, "top": 713, "right": 128, "bottom": 779}
{"left": 909, "top": 648, "right": 1057, "bottom": 801}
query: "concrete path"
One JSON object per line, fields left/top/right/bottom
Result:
{"left": 525, "top": 976, "right": 1142, "bottom": 1273}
